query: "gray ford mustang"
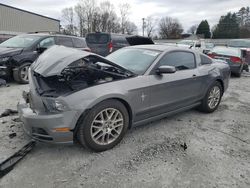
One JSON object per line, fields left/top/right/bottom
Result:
{"left": 18, "top": 45, "right": 230, "bottom": 152}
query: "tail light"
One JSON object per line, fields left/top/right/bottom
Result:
{"left": 230, "top": 56, "right": 242, "bottom": 64}
{"left": 83, "top": 48, "right": 91, "bottom": 52}
{"left": 108, "top": 42, "right": 113, "bottom": 53}
{"left": 207, "top": 53, "right": 215, "bottom": 58}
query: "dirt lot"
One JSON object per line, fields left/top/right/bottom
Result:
{"left": 0, "top": 73, "right": 250, "bottom": 188}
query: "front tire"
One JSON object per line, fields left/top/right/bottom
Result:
{"left": 77, "top": 99, "right": 129, "bottom": 152}
{"left": 198, "top": 81, "right": 223, "bottom": 113}
{"left": 13, "top": 63, "right": 31, "bottom": 84}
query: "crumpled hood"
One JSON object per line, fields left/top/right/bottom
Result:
{"left": 31, "top": 45, "right": 132, "bottom": 77}
{"left": 0, "top": 47, "right": 23, "bottom": 56}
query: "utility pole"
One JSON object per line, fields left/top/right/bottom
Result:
{"left": 142, "top": 18, "right": 145, "bottom": 36}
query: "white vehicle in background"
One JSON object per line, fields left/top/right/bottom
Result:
{"left": 177, "top": 39, "right": 214, "bottom": 54}
{"left": 227, "top": 39, "right": 250, "bottom": 65}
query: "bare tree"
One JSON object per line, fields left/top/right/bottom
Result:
{"left": 125, "top": 21, "right": 137, "bottom": 35}
{"left": 187, "top": 24, "right": 198, "bottom": 34}
{"left": 99, "top": 1, "right": 117, "bottom": 32}
{"left": 120, "top": 3, "right": 130, "bottom": 34}
{"left": 69, "top": 0, "right": 130, "bottom": 36}
{"left": 145, "top": 16, "right": 157, "bottom": 37}
{"left": 61, "top": 7, "right": 75, "bottom": 35}
{"left": 78, "top": 0, "right": 97, "bottom": 33}
{"left": 74, "top": 4, "right": 86, "bottom": 36}
{"left": 159, "top": 16, "right": 183, "bottom": 39}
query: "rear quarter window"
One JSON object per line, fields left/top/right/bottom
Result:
{"left": 200, "top": 54, "right": 212, "bottom": 65}
{"left": 72, "top": 38, "right": 87, "bottom": 48}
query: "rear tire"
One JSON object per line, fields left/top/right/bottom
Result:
{"left": 13, "top": 63, "right": 31, "bottom": 84}
{"left": 77, "top": 99, "right": 129, "bottom": 152}
{"left": 198, "top": 81, "right": 223, "bottom": 113}
{"left": 234, "top": 65, "right": 243, "bottom": 77}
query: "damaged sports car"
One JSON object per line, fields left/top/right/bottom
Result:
{"left": 18, "top": 45, "right": 230, "bottom": 151}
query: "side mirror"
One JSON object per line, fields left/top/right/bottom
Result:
{"left": 36, "top": 46, "right": 47, "bottom": 53}
{"left": 156, "top": 65, "right": 176, "bottom": 74}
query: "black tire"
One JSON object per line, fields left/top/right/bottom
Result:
{"left": 234, "top": 72, "right": 242, "bottom": 77}
{"left": 198, "top": 81, "right": 223, "bottom": 113}
{"left": 13, "top": 63, "right": 31, "bottom": 84}
{"left": 77, "top": 99, "right": 129, "bottom": 152}
{"left": 234, "top": 66, "right": 243, "bottom": 77}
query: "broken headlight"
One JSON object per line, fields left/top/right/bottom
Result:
{"left": 43, "top": 98, "right": 68, "bottom": 112}
{"left": 68, "top": 59, "right": 86, "bottom": 67}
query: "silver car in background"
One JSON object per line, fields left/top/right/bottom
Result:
{"left": 18, "top": 45, "right": 230, "bottom": 152}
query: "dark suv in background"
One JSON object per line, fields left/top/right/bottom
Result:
{"left": 86, "top": 32, "right": 154, "bottom": 56}
{"left": 0, "top": 32, "right": 89, "bottom": 84}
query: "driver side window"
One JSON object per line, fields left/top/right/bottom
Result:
{"left": 159, "top": 51, "right": 196, "bottom": 71}
{"left": 39, "top": 37, "right": 55, "bottom": 48}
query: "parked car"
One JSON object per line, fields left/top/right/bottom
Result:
{"left": 208, "top": 46, "right": 249, "bottom": 77}
{"left": 0, "top": 32, "right": 90, "bottom": 84}
{"left": 18, "top": 45, "right": 230, "bottom": 152}
{"left": 86, "top": 32, "right": 154, "bottom": 56}
{"left": 177, "top": 39, "right": 214, "bottom": 54}
{"left": 228, "top": 39, "right": 250, "bottom": 48}
{"left": 228, "top": 39, "right": 250, "bottom": 65}
{"left": 0, "top": 34, "right": 15, "bottom": 43}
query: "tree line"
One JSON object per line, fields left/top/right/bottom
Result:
{"left": 61, "top": 1, "right": 250, "bottom": 39}
{"left": 183, "top": 6, "right": 250, "bottom": 39}
{"left": 61, "top": 0, "right": 137, "bottom": 37}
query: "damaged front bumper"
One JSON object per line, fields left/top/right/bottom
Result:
{"left": 17, "top": 98, "right": 76, "bottom": 144}
{"left": 0, "top": 66, "right": 10, "bottom": 77}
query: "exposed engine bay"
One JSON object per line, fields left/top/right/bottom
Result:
{"left": 32, "top": 55, "right": 135, "bottom": 97}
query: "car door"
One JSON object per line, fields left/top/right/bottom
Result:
{"left": 143, "top": 51, "right": 203, "bottom": 119}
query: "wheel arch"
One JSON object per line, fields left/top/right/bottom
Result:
{"left": 215, "top": 78, "right": 224, "bottom": 94}
{"left": 73, "top": 97, "right": 133, "bottom": 141}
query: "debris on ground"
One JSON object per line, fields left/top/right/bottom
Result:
{"left": 0, "top": 109, "right": 18, "bottom": 118}
{"left": 1, "top": 120, "right": 7, "bottom": 124}
{"left": 0, "top": 141, "right": 36, "bottom": 178}
{"left": 10, "top": 124, "right": 15, "bottom": 128}
{"left": 8, "top": 133, "right": 17, "bottom": 139}
{"left": 180, "top": 142, "right": 187, "bottom": 150}
{"left": 12, "top": 117, "right": 21, "bottom": 122}
{"left": 0, "top": 78, "right": 7, "bottom": 87}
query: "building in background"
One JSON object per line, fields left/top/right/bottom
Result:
{"left": 0, "top": 3, "right": 60, "bottom": 42}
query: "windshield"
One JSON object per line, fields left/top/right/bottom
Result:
{"left": 178, "top": 40, "right": 195, "bottom": 46}
{"left": 0, "top": 35, "right": 42, "bottom": 48}
{"left": 86, "top": 33, "right": 110, "bottom": 44}
{"left": 106, "top": 48, "right": 161, "bottom": 74}
{"left": 228, "top": 40, "right": 250, "bottom": 48}
{"left": 211, "top": 47, "right": 241, "bottom": 57}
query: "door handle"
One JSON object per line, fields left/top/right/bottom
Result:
{"left": 192, "top": 74, "right": 197, "bottom": 77}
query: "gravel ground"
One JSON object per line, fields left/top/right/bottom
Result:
{"left": 0, "top": 73, "right": 250, "bottom": 188}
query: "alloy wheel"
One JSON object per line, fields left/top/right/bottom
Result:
{"left": 90, "top": 108, "right": 124, "bottom": 145}
{"left": 20, "top": 65, "right": 30, "bottom": 82}
{"left": 208, "top": 86, "right": 221, "bottom": 109}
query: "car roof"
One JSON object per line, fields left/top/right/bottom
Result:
{"left": 20, "top": 33, "right": 84, "bottom": 39}
{"left": 127, "top": 44, "right": 196, "bottom": 53}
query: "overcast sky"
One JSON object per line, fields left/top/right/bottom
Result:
{"left": 1, "top": 0, "right": 249, "bottom": 34}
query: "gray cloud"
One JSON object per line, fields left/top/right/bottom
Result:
{"left": 0, "top": 0, "right": 248, "bottom": 32}
{"left": 134, "top": 0, "right": 248, "bottom": 30}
